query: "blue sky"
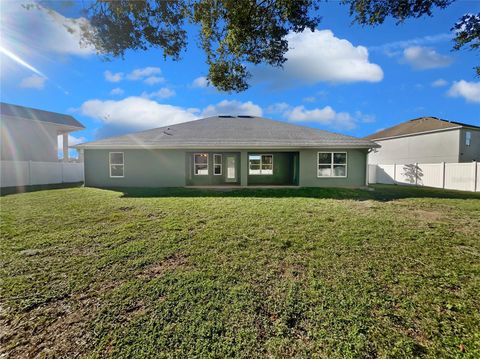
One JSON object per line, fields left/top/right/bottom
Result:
{"left": 1, "top": 0, "right": 479, "bottom": 152}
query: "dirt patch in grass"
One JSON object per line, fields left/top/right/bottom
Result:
{"left": 0, "top": 280, "right": 125, "bottom": 359}
{"left": 410, "top": 209, "right": 444, "bottom": 222}
{"left": 138, "top": 253, "right": 189, "bottom": 279}
{"left": 277, "top": 261, "right": 307, "bottom": 280}
{"left": 1, "top": 294, "right": 97, "bottom": 358}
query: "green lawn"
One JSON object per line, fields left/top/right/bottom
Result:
{"left": 1, "top": 185, "right": 479, "bottom": 358}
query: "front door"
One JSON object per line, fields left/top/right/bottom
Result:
{"left": 225, "top": 155, "right": 237, "bottom": 182}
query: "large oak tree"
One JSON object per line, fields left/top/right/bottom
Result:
{"left": 78, "top": 0, "right": 479, "bottom": 92}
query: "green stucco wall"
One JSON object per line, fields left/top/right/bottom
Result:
{"left": 298, "top": 149, "right": 368, "bottom": 187}
{"left": 84, "top": 149, "right": 187, "bottom": 188}
{"left": 84, "top": 148, "right": 368, "bottom": 188}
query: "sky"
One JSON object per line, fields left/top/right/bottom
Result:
{"left": 1, "top": 0, "right": 479, "bottom": 155}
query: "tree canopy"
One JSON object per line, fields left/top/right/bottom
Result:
{"left": 79, "top": 0, "right": 479, "bottom": 92}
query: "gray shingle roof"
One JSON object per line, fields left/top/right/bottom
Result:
{"left": 0, "top": 102, "right": 84, "bottom": 129}
{"left": 77, "top": 116, "right": 378, "bottom": 149}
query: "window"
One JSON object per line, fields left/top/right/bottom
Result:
{"left": 466, "top": 131, "right": 471, "bottom": 146}
{"left": 194, "top": 153, "right": 209, "bottom": 175}
{"left": 249, "top": 154, "right": 273, "bottom": 175}
{"left": 213, "top": 154, "right": 222, "bottom": 175}
{"left": 317, "top": 152, "right": 347, "bottom": 177}
{"left": 109, "top": 152, "right": 124, "bottom": 178}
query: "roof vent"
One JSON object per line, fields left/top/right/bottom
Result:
{"left": 237, "top": 115, "right": 253, "bottom": 118}
{"left": 218, "top": 115, "right": 234, "bottom": 118}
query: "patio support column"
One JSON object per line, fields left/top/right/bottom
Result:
{"left": 62, "top": 133, "right": 69, "bottom": 162}
{"left": 240, "top": 151, "right": 248, "bottom": 187}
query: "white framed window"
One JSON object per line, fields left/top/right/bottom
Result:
{"left": 317, "top": 152, "right": 347, "bottom": 178}
{"left": 194, "top": 153, "right": 209, "bottom": 175}
{"left": 109, "top": 152, "right": 124, "bottom": 178}
{"left": 466, "top": 131, "right": 471, "bottom": 146}
{"left": 249, "top": 154, "right": 273, "bottom": 175}
{"left": 213, "top": 154, "right": 222, "bottom": 175}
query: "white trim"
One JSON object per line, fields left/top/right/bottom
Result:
{"left": 193, "top": 153, "right": 209, "bottom": 176}
{"left": 109, "top": 152, "right": 124, "bottom": 178}
{"left": 248, "top": 154, "right": 273, "bottom": 175}
{"left": 213, "top": 153, "right": 222, "bottom": 175}
{"left": 317, "top": 152, "right": 347, "bottom": 178}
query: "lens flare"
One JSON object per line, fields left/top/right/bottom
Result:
{"left": 0, "top": 46, "right": 47, "bottom": 78}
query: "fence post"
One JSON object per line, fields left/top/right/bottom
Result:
{"left": 473, "top": 161, "right": 477, "bottom": 192}
{"left": 441, "top": 162, "right": 446, "bottom": 189}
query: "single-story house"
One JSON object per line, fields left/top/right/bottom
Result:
{"left": 1, "top": 102, "right": 85, "bottom": 162}
{"left": 76, "top": 115, "right": 379, "bottom": 188}
{"left": 366, "top": 117, "right": 480, "bottom": 164}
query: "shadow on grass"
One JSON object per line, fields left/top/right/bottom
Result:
{"left": 0, "top": 182, "right": 84, "bottom": 196}
{"left": 112, "top": 184, "right": 480, "bottom": 202}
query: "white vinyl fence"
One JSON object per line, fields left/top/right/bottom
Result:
{"left": 0, "top": 161, "right": 84, "bottom": 188}
{"left": 368, "top": 162, "right": 479, "bottom": 192}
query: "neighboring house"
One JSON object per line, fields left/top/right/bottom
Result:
{"left": 76, "top": 115, "right": 378, "bottom": 188}
{"left": 366, "top": 117, "right": 480, "bottom": 164}
{"left": 1, "top": 102, "right": 85, "bottom": 162}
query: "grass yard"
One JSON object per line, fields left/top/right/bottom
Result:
{"left": 1, "top": 185, "right": 479, "bottom": 358}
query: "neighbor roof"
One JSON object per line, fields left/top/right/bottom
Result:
{"left": 77, "top": 116, "right": 379, "bottom": 149}
{"left": 365, "top": 116, "right": 480, "bottom": 140}
{"left": 0, "top": 102, "right": 84, "bottom": 129}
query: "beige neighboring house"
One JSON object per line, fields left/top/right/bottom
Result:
{"left": 1, "top": 102, "right": 84, "bottom": 162}
{"left": 366, "top": 117, "right": 480, "bottom": 164}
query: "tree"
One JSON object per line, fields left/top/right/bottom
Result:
{"left": 79, "top": 0, "right": 478, "bottom": 92}
{"left": 451, "top": 13, "right": 480, "bottom": 75}
{"left": 82, "top": 0, "right": 320, "bottom": 92}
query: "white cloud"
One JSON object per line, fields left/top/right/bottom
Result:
{"left": 80, "top": 97, "right": 197, "bottom": 131}
{"left": 303, "top": 96, "right": 316, "bottom": 103}
{"left": 19, "top": 74, "right": 46, "bottom": 89}
{"left": 201, "top": 100, "right": 263, "bottom": 117}
{"left": 0, "top": 2, "right": 95, "bottom": 57}
{"left": 284, "top": 105, "right": 357, "bottom": 130}
{"left": 431, "top": 79, "right": 448, "bottom": 87}
{"left": 266, "top": 102, "right": 290, "bottom": 114}
{"left": 370, "top": 33, "right": 452, "bottom": 56}
{"left": 252, "top": 29, "right": 383, "bottom": 87}
{"left": 104, "top": 70, "right": 123, "bottom": 82}
{"left": 268, "top": 103, "right": 374, "bottom": 130}
{"left": 192, "top": 76, "right": 209, "bottom": 88}
{"left": 402, "top": 46, "right": 453, "bottom": 70}
{"left": 447, "top": 80, "right": 480, "bottom": 103}
{"left": 127, "top": 67, "right": 161, "bottom": 80}
{"left": 144, "top": 76, "right": 165, "bottom": 85}
{"left": 110, "top": 87, "right": 124, "bottom": 96}
{"left": 104, "top": 68, "right": 165, "bottom": 84}
{"left": 142, "top": 87, "right": 176, "bottom": 99}
{"left": 80, "top": 98, "right": 264, "bottom": 136}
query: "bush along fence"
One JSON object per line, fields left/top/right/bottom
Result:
{"left": 368, "top": 162, "right": 479, "bottom": 192}
{"left": 0, "top": 161, "right": 84, "bottom": 188}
